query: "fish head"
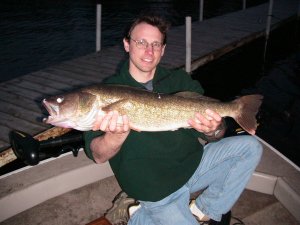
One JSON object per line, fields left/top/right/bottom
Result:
{"left": 42, "top": 91, "right": 98, "bottom": 131}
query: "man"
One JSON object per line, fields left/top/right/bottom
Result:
{"left": 84, "top": 13, "right": 262, "bottom": 225}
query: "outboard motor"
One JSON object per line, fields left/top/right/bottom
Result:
{"left": 9, "top": 130, "right": 83, "bottom": 166}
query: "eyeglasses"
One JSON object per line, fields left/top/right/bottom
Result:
{"left": 130, "top": 37, "right": 163, "bottom": 51}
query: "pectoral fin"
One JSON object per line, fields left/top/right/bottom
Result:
{"left": 102, "top": 99, "right": 134, "bottom": 115}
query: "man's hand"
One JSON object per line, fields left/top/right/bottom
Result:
{"left": 92, "top": 110, "right": 130, "bottom": 134}
{"left": 188, "top": 109, "right": 224, "bottom": 137}
{"left": 90, "top": 110, "right": 130, "bottom": 163}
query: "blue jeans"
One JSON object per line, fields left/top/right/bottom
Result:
{"left": 128, "top": 135, "right": 263, "bottom": 225}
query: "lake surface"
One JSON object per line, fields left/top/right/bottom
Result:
{"left": 192, "top": 21, "right": 300, "bottom": 167}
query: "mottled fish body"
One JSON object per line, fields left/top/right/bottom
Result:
{"left": 42, "top": 84, "right": 263, "bottom": 135}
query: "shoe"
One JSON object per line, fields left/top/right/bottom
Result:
{"left": 104, "top": 191, "right": 138, "bottom": 225}
{"left": 199, "top": 221, "right": 211, "bottom": 225}
{"left": 206, "top": 211, "right": 231, "bottom": 225}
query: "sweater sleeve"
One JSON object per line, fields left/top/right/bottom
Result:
{"left": 83, "top": 130, "right": 103, "bottom": 162}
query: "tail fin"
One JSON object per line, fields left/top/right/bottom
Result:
{"left": 233, "top": 95, "right": 263, "bottom": 135}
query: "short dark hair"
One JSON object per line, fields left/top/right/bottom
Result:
{"left": 124, "top": 13, "right": 170, "bottom": 45}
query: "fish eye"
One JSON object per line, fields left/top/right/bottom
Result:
{"left": 56, "top": 97, "right": 64, "bottom": 103}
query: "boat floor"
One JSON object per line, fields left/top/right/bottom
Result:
{"left": 0, "top": 175, "right": 298, "bottom": 225}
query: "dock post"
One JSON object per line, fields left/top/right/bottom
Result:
{"left": 298, "top": 0, "right": 300, "bottom": 18}
{"left": 185, "top": 16, "right": 192, "bottom": 74}
{"left": 263, "top": 0, "right": 273, "bottom": 66}
{"left": 296, "top": 0, "right": 300, "bottom": 40}
{"left": 199, "top": 0, "right": 204, "bottom": 21}
{"left": 96, "top": 4, "right": 102, "bottom": 52}
{"left": 242, "top": 0, "right": 246, "bottom": 10}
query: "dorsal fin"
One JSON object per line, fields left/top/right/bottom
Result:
{"left": 174, "top": 92, "right": 220, "bottom": 101}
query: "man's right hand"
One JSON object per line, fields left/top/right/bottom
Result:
{"left": 92, "top": 110, "right": 130, "bottom": 134}
{"left": 90, "top": 110, "right": 130, "bottom": 163}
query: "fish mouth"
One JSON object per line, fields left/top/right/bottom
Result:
{"left": 42, "top": 99, "right": 73, "bottom": 128}
{"left": 42, "top": 99, "right": 59, "bottom": 116}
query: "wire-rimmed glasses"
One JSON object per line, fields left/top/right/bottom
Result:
{"left": 130, "top": 38, "right": 163, "bottom": 51}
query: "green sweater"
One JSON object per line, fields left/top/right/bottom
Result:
{"left": 84, "top": 61, "right": 205, "bottom": 201}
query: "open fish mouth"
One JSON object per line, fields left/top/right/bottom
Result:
{"left": 42, "top": 99, "right": 59, "bottom": 117}
{"left": 42, "top": 99, "right": 74, "bottom": 128}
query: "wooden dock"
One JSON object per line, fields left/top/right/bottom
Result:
{"left": 0, "top": 0, "right": 298, "bottom": 151}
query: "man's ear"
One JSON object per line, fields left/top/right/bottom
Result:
{"left": 123, "top": 38, "right": 130, "bottom": 52}
{"left": 161, "top": 44, "right": 166, "bottom": 56}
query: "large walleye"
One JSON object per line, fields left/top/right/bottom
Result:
{"left": 42, "top": 84, "right": 263, "bottom": 135}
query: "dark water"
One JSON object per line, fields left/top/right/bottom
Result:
{"left": 0, "top": 0, "right": 267, "bottom": 82}
{"left": 192, "top": 21, "right": 300, "bottom": 167}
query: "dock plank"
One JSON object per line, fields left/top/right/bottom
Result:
{"left": 23, "top": 74, "right": 73, "bottom": 91}
{"left": 43, "top": 67, "right": 99, "bottom": 84}
{"left": 0, "top": 83, "right": 48, "bottom": 101}
{"left": 32, "top": 71, "right": 92, "bottom": 87}
{"left": 0, "top": 90, "right": 41, "bottom": 113}
{"left": 0, "top": 103, "right": 44, "bottom": 125}
{"left": 0, "top": 111, "right": 47, "bottom": 131}
{"left": 51, "top": 64, "right": 104, "bottom": 82}
{"left": 5, "top": 79, "right": 62, "bottom": 95}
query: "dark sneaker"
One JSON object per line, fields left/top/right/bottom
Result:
{"left": 199, "top": 221, "right": 211, "bottom": 225}
{"left": 207, "top": 211, "right": 232, "bottom": 225}
{"left": 105, "top": 191, "right": 138, "bottom": 225}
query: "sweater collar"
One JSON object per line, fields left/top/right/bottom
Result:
{"left": 120, "top": 60, "right": 170, "bottom": 90}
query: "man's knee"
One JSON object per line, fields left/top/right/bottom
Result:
{"left": 238, "top": 135, "right": 263, "bottom": 163}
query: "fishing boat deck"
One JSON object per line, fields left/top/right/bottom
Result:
{"left": 0, "top": 140, "right": 299, "bottom": 224}
{"left": 0, "top": 0, "right": 299, "bottom": 224}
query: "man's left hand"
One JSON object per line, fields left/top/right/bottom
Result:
{"left": 188, "top": 109, "right": 223, "bottom": 136}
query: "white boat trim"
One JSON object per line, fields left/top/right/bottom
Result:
{"left": 0, "top": 152, "right": 113, "bottom": 222}
{"left": 255, "top": 135, "right": 300, "bottom": 171}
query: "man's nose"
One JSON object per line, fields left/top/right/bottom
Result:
{"left": 145, "top": 44, "right": 154, "bottom": 54}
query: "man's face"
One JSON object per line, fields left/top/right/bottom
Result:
{"left": 123, "top": 22, "right": 166, "bottom": 82}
